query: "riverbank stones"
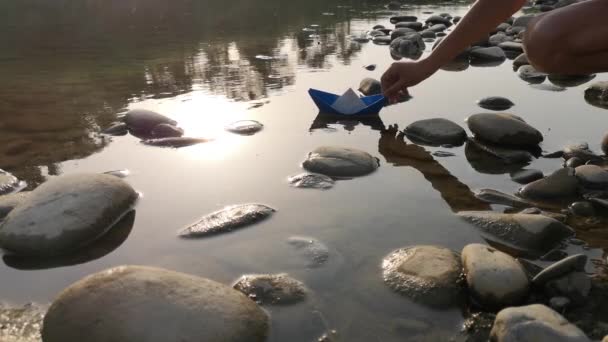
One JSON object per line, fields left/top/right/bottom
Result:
{"left": 518, "top": 65, "right": 547, "bottom": 83}
{"left": 512, "top": 14, "right": 536, "bottom": 28}
{"left": 549, "top": 74, "right": 596, "bottom": 88}
{"left": 474, "top": 189, "right": 531, "bottom": 208}
{"left": 425, "top": 15, "right": 451, "bottom": 27}
{"left": 390, "top": 16, "right": 418, "bottom": 24}
{"left": 584, "top": 81, "right": 608, "bottom": 109}
{"left": 457, "top": 212, "right": 574, "bottom": 254}
{"left": 395, "top": 22, "right": 423, "bottom": 31}
{"left": 288, "top": 173, "right": 334, "bottom": 189}
{"left": 287, "top": 236, "right": 330, "bottom": 267}
{"left": 358, "top": 78, "right": 382, "bottom": 96}
{"left": 511, "top": 169, "right": 543, "bottom": 184}
{"left": 513, "top": 53, "right": 530, "bottom": 69}
{"left": 42, "top": 266, "right": 269, "bottom": 342}
{"left": 466, "top": 113, "right": 543, "bottom": 147}
{"left": 477, "top": 96, "right": 515, "bottom": 111}
{"left": 179, "top": 204, "right": 275, "bottom": 238}
{"left": 462, "top": 244, "right": 529, "bottom": 309}
{"left": 490, "top": 304, "right": 590, "bottom": 341}
{"left": 0, "top": 170, "right": 24, "bottom": 195}
{"left": 390, "top": 33, "right": 425, "bottom": 59}
{"left": 302, "top": 146, "right": 379, "bottom": 178}
{"left": 233, "top": 273, "right": 307, "bottom": 305}
{"left": 141, "top": 137, "right": 210, "bottom": 148}
{"left": 575, "top": 165, "right": 608, "bottom": 189}
{"left": 0, "top": 174, "right": 137, "bottom": 256}
{"left": 498, "top": 41, "right": 524, "bottom": 53}
{"left": 225, "top": 120, "right": 264, "bottom": 135}
{"left": 124, "top": 109, "right": 177, "bottom": 133}
{"left": 545, "top": 272, "right": 591, "bottom": 305}
{"left": 403, "top": 118, "right": 466, "bottom": 146}
{"left": 382, "top": 245, "right": 464, "bottom": 308}
{"left": 532, "top": 254, "right": 587, "bottom": 286}
{"left": 489, "top": 33, "right": 514, "bottom": 46}
{"left": 469, "top": 47, "right": 506, "bottom": 62}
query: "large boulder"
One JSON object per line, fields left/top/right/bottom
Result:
{"left": 302, "top": 146, "right": 379, "bottom": 178}
{"left": 382, "top": 245, "right": 464, "bottom": 308}
{"left": 403, "top": 118, "right": 467, "bottom": 146}
{"left": 490, "top": 304, "right": 590, "bottom": 341}
{"left": 457, "top": 211, "right": 574, "bottom": 255}
{"left": 462, "top": 244, "right": 529, "bottom": 309}
{"left": 466, "top": 113, "right": 543, "bottom": 147}
{"left": 0, "top": 174, "right": 138, "bottom": 256}
{"left": 42, "top": 266, "right": 269, "bottom": 342}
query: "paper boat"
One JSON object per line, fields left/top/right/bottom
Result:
{"left": 308, "top": 88, "right": 386, "bottom": 116}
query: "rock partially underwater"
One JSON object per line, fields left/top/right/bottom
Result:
{"left": 179, "top": 204, "right": 275, "bottom": 238}
{"left": 233, "top": 273, "right": 307, "bottom": 305}
{"left": 302, "top": 146, "right": 379, "bottom": 178}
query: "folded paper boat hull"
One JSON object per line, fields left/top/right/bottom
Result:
{"left": 308, "top": 88, "right": 386, "bottom": 116}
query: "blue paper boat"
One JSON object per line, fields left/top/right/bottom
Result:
{"left": 308, "top": 88, "right": 386, "bottom": 116}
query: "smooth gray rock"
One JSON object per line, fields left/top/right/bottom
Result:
{"left": 575, "top": 165, "right": 608, "bottom": 189}
{"left": 490, "top": 304, "right": 590, "bottom": 341}
{"left": 513, "top": 53, "right": 530, "bottom": 69}
{"left": 390, "top": 27, "right": 417, "bottom": 40}
{"left": 569, "top": 201, "right": 595, "bottom": 216}
{"left": 233, "top": 273, "right": 307, "bottom": 305}
{"left": 425, "top": 15, "right": 451, "bottom": 26}
{"left": 584, "top": 81, "right": 608, "bottom": 109}
{"left": 462, "top": 244, "right": 529, "bottom": 309}
{"left": 453, "top": 16, "right": 462, "bottom": 23}
{"left": 403, "top": 118, "right": 467, "bottom": 146}
{"left": 428, "top": 24, "right": 447, "bottom": 33}
{"left": 42, "top": 266, "right": 269, "bottom": 342}
{"left": 101, "top": 122, "right": 128, "bottom": 136}
{"left": 549, "top": 74, "right": 596, "bottom": 88}
{"left": 532, "top": 254, "right": 587, "bottom": 286}
{"left": 563, "top": 143, "right": 602, "bottom": 163}
{"left": 496, "top": 22, "right": 511, "bottom": 32}
{"left": 512, "top": 14, "right": 537, "bottom": 28}
{"left": 518, "top": 65, "right": 547, "bottom": 83}
{"left": 478, "top": 96, "right": 515, "bottom": 111}
{"left": 498, "top": 41, "right": 524, "bottom": 53}
{"left": 124, "top": 109, "right": 177, "bottom": 133}
{"left": 141, "top": 137, "right": 211, "bottom": 148}
{"left": 390, "top": 15, "right": 418, "bottom": 24}
{"left": 0, "top": 174, "right": 137, "bottom": 256}
{"left": 518, "top": 168, "right": 580, "bottom": 202}
{"left": 288, "top": 173, "right": 334, "bottom": 189}
{"left": 0, "top": 170, "right": 24, "bottom": 195}
{"left": 0, "top": 192, "right": 29, "bottom": 220}
{"left": 358, "top": 77, "right": 382, "bottom": 96}
{"left": 395, "top": 21, "right": 423, "bottom": 31}
{"left": 179, "top": 204, "right": 275, "bottom": 238}
{"left": 390, "top": 33, "right": 425, "bottom": 59}
{"left": 420, "top": 30, "right": 436, "bottom": 38}
{"left": 469, "top": 46, "right": 507, "bottom": 62}
{"left": 489, "top": 33, "right": 513, "bottom": 46}
{"left": 467, "top": 113, "right": 543, "bottom": 147}
{"left": 302, "top": 146, "right": 379, "bottom": 178}
{"left": 225, "top": 120, "right": 264, "bottom": 135}
{"left": 545, "top": 272, "right": 591, "bottom": 305}
{"left": 364, "top": 64, "right": 377, "bottom": 71}
{"left": 511, "top": 169, "right": 544, "bottom": 184}
{"left": 287, "top": 236, "right": 330, "bottom": 268}
{"left": 382, "top": 245, "right": 464, "bottom": 308}
{"left": 373, "top": 35, "right": 392, "bottom": 45}
{"left": 457, "top": 211, "right": 574, "bottom": 254}
{"left": 151, "top": 123, "right": 184, "bottom": 138}
{"left": 474, "top": 189, "right": 532, "bottom": 208}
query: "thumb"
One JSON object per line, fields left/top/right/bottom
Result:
{"left": 383, "top": 79, "right": 407, "bottom": 99}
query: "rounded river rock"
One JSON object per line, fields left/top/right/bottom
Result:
{"left": 467, "top": 113, "right": 543, "bottom": 147}
{"left": 179, "top": 204, "right": 275, "bottom": 238}
{"left": 302, "top": 146, "right": 379, "bottom": 178}
{"left": 403, "top": 118, "right": 467, "bottom": 146}
{"left": 233, "top": 273, "right": 307, "bottom": 305}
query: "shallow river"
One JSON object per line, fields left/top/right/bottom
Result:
{"left": 1, "top": 0, "right": 607, "bottom": 341}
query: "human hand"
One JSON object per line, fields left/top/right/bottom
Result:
{"left": 381, "top": 60, "right": 437, "bottom": 104}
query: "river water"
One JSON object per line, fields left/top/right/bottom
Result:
{"left": 1, "top": 0, "right": 607, "bottom": 341}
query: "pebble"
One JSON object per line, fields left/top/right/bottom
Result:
{"left": 425, "top": 15, "right": 452, "bottom": 26}
{"left": 569, "top": 201, "right": 595, "bottom": 216}
{"left": 513, "top": 53, "right": 530, "bottom": 69}
{"left": 233, "top": 273, "right": 307, "bottom": 305}
{"left": 490, "top": 304, "right": 590, "bottom": 341}
{"left": 566, "top": 157, "right": 585, "bottom": 168}
{"left": 288, "top": 173, "right": 334, "bottom": 189}
{"left": 390, "top": 33, "right": 425, "bottom": 59}
{"left": 462, "top": 244, "right": 529, "bottom": 309}
{"left": 428, "top": 24, "right": 447, "bottom": 33}
{"left": 530, "top": 83, "right": 566, "bottom": 92}
{"left": 42, "top": 266, "right": 269, "bottom": 342}
{"left": 545, "top": 272, "right": 591, "bottom": 305}
{"left": 469, "top": 46, "right": 507, "bottom": 62}
{"left": 0, "top": 174, "right": 137, "bottom": 256}
{"left": 302, "top": 146, "right": 379, "bottom": 178}
{"left": 141, "top": 137, "right": 211, "bottom": 148}
{"left": 287, "top": 236, "right": 330, "bottom": 268}
{"left": 358, "top": 78, "right": 382, "bottom": 96}
{"left": 518, "top": 168, "right": 579, "bottom": 202}
{"left": 548, "top": 74, "right": 596, "bottom": 88}
{"left": 584, "top": 81, "right": 608, "bottom": 109}
{"left": 420, "top": 30, "right": 436, "bottom": 38}
{"left": 395, "top": 22, "right": 423, "bottom": 31}
{"left": 477, "top": 96, "right": 515, "bottom": 111}
{"left": 403, "top": 118, "right": 467, "bottom": 146}
{"left": 150, "top": 123, "right": 184, "bottom": 138}
{"left": 390, "top": 27, "right": 417, "bottom": 40}
{"left": 382, "top": 245, "right": 464, "bottom": 307}
{"left": 575, "top": 165, "right": 608, "bottom": 189}
{"left": 495, "top": 22, "right": 511, "bottom": 32}
{"left": 518, "top": 65, "right": 547, "bottom": 84}
{"left": 466, "top": 113, "right": 543, "bottom": 147}
{"left": 549, "top": 296, "right": 571, "bottom": 311}
{"left": 101, "top": 122, "right": 128, "bottom": 136}
{"left": 390, "top": 16, "right": 418, "bottom": 24}
{"left": 124, "top": 109, "right": 177, "bottom": 133}
{"left": 373, "top": 36, "right": 392, "bottom": 45}
{"left": 225, "top": 120, "right": 264, "bottom": 135}
{"left": 510, "top": 169, "right": 544, "bottom": 184}
{"left": 532, "top": 254, "right": 587, "bottom": 286}
{"left": 364, "top": 64, "right": 376, "bottom": 71}
{"left": 179, "top": 204, "right": 275, "bottom": 238}
{"left": 474, "top": 189, "right": 531, "bottom": 208}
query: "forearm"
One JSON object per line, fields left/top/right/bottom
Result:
{"left": 422, "top": 0, "right": 527, "bottom": 70}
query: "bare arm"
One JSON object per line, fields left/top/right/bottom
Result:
{"left": 382, "top": 0, "right": 528, "bottom": 101}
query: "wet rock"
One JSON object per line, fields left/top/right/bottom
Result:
{"left": 390, "top": 15, "right": 418, "bottom": 24}
{"left": 520, "top": 207, "right": 541, "bottom": 215}
{"left": 541, "top": 249, "right": 568, "bottom": 262}
{"left": 288, "top": 173, "right": 334, "bottom": 189}
{"left": 403, "top": 118, "right": 466, "bottom": 146}
{"left": 141, "top": 137, "right": 210, "bottom": 148}
{"left": 386, "top": 1, "right": 401, "bottom": 10}
{"left": 589, "top": 197, "right": 608, "bottom": 210}
{"left": 233, "top": 273, "right": 307, "bottom": 305}
{"left": 518, "top": 168, "right": 580, "bottom": 202}
{"left": 506, "top": 25, "right": 526, "bottom": 36}
{"left": 432, "top": 151, "right": 456, "bottom": 157}
{"left": 225, "top": 120, "right": 264, "bottom": 135}
{"left": 490, "top": 304, "right": 590, "bottom": 341}
{"left": 563, "top": 143, "right": 602, "bottom": 163}
{"left": 511, "top": 169, "right": 544, "bottom": 184}
{"left": 495, "top": 22, "right": 511, "bottom": 32}
{"left": 425, "top": 15, "right": 452, "bottom": 27}
{"left": 518, "top": 65, "right": 547, "bottom": 83}
{"left": 428, "top": 24, "right": 447, "bottom": 33}
{"left": 287, "top": 236, "right": 330, "bottom": 267}
{"left": 566, "top": 157, "right": 585, "bottom": 168}
{"left": 545, "top": 272, "right": 591, "bottom": 305}
{"left": 0, "top": 170, "right": 25, "bottom": 196}
{"left": 151, "top": 123, "right": 184, "bottom": 138}
{"left": 467, "top": 113, "right": 543, "bottom": 147}
{"left": 395, "top": 21, "right": 423, "bottom": 31}
{"left": 465, "top": 140, "right": 531, "bottom": 175}
{"left": 368, "top": 30, "right": 386, "bottom": 38}
{"left": 531, "top": 83, "right": 566, "bottom": 92}
{"left": 462, "top": 243, "right": 529, "bottom": 309}
{"left": 467, "top": 138, "right": 533, "bottom": 163}
{"left": 382, "top": 245, "right": 464, "bottom": 308}
{"left": 512, "top": 14, "right": 537, "bottom": 28}
{"left": 364, "top": 64, "right": 377, "bottom": 71}
{"left": 533, "top": 253, "right": 586, "bottom": 284}
{"left": 358, "top": 77, "right": 382, "bottom": 96}
{"left": 42, "top": 266, "right": 269, "bottom": 342}
{"left": 513, "top": 53, "right": 530, "bottom": 69}
{"left": 478, "top": 96, "right": 515, "bottom": 111}
{"left": 103, "top": 169, "right": 130, "bottom": 178}
{"left": 436, "top": 32, "right": 447, "bottom": 37}
{"left": 474, "top": 189, "right": 531, "bottom": 208}
{"left": 372, "top": 24, "right": 385, "bottom": 30}
{"left": 0, "top": 174, "right": 137, "bottom": 256}
{"left": 575, "top": 165, "right": 608, "bottom": 189}
{"left": 390, "top": 27, "right": 417, "bottom": 40}
{"left": 0, "top": 192, "right": 29, "bottom": 220}
{"left": 603, "top": 134, "right": 608, "bottom": 155}
{"left": 569, "top": 201, "right": 595, "bottom": 216}
{"left": 584, "top": 81, "right": 608, "bottom": 109}
{"left": 373, "top": 35, "right": 392, "bottom": 45}
{"left": 179, "top": 204, "right": 275, "bottom": 238}
{"left": 390, "top": 33, "right": 425, "bottom": 59}
{"left": 549, "top": 296, "right": 571, "bottom": 311}
{"left": 101, "top": 122, "right": 128, "bottom": 136}
{"left": 0, "top": 302, "right": 46, "bottom": 342}
{"left": 453, "top": 16, "right": 462, "bottom": 24}
{"left": 302, "top": 146, "right": 379, "bottom": 178}
{"left": 124, "top": 109, "right": 177, "bottom": 133}
{"left": 469, "top": 46, "right": 506, "bottom": 62}
{"left": 498, "top": 41, "right": 524, "bottom": 53}
{"left": 457, "top": 211, "right": 574, "bottom": 254}
{"left": 548, "top": 74, "right": 596, "bottom": 88}
{"left": 420, "top": 30, "right": 436, "bottom": 38}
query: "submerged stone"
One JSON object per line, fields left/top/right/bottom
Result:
{"left": 233, "top": 273, "right": 307, "bottom": 305}
{"left": 288, "top": 173, "right": 334, "bottom": 189}
{"left": 0, "top": 169, "right": 25, "bottom": 196}
{"left": 477, "top": 96, "right": 515, "bottom": 111}
{"left": 141, "top": 137, "right": 211, "bottom": 148}
{"left": 124, "top": 109, "right": 177, "bottom": 133}
{"left": 42, "top": 266, "right": 269, "bottom": 342}
{"left": 530, "top": 83, "right": 567, "bottom": 92}
{"left": 462, "top": 244, "right": 529, "bottom": 309}
{"left": 474, "top": 189, "right": 531, "bottom": 208}
{"left": 403, "top": 118, "right": 467, "bottom": 146}
{"left": 358, "top": 78, "right": 382, "bottom": 96}
{"left": 382, "top": 245, "right": 464, "bottom": 308}
{"left": 532, "top": 254, "right": 587, "bottom": 286}
{"left": 0, "top": 174, "right": 137, "bottom": 256}
{"left": 179, "top": 204, "right": 275, "bottom": 238}
{"left": 467, "top": 113, "right": 543, "bottom": 147}
{"left": 511, "top": 169, "right": 544, "bottom": 184}
{"left": 518, "top": 65, "right": 547, "bottom": 84}
{"left": 584, "top": 81, "right": 608, "bottom": 109}
{"left": 467, "top": 138, "right": 533, "bottom": 163}
{"left": 302, "top": 146, "right": 379, "bottom": 178}
{"left": 548, "top": 74, "right": 596, "bottom": 88}
{"left": 287, "top": 236, "right": 330, "bottom": 268}
{"left": 150, "top": 123, "right": 184, "bottom": 138}
{"left": 518, "top": 168, "right": 580, "bottom": 202}
{"left": 225, "top": 120, "right": 264, "bottom": 135}
{"left": 101, "top": 122, "right": 128, "bottom": 136}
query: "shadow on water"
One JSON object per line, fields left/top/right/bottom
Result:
{"left": 2, "top": 210, "right": 136, "bottom": 270}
